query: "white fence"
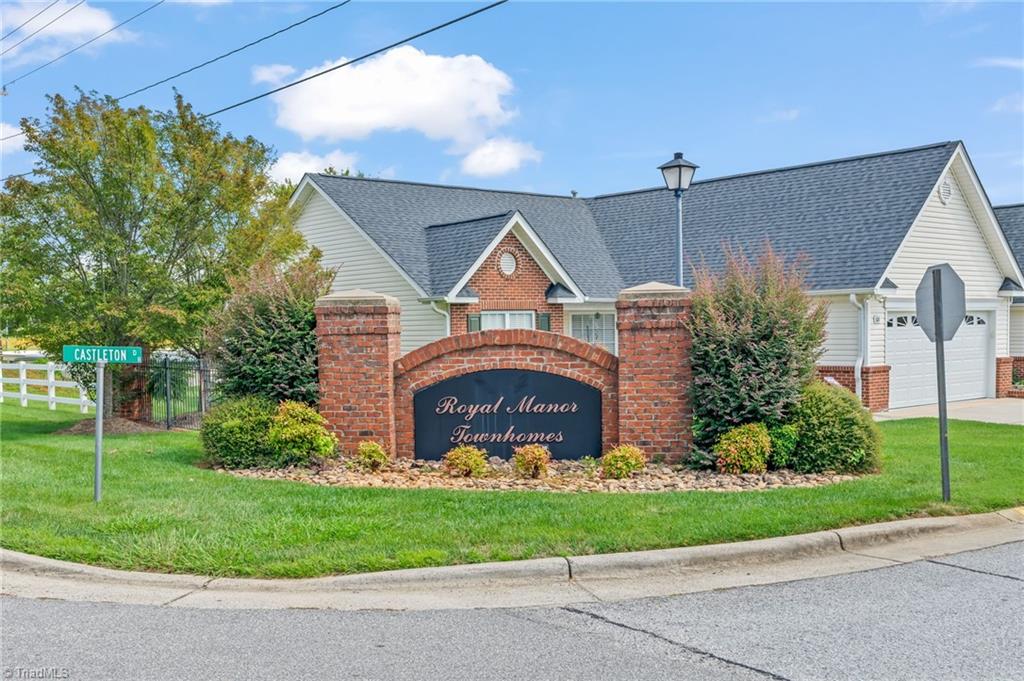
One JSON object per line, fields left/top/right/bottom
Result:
{"left": 0, "top": 361, "right": 93, "bottom": 412}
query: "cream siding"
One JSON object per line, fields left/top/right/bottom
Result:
{"left": 866, "top": 297, "right": 886, "bottom": 365}
{"left": 885, "top": 170, "right": 1004, "bottom": 297}
{"left": 819, "top": 296, "right": 860, "bottom": 365}
{"left": 295, "top": 191, "right": 446, "bottom": 354}
{"left": 1009, "top": 306, "right": 1024, "bottom": 356}
{"left": 995, "top": 299, "right": 1010, "bottom": 358}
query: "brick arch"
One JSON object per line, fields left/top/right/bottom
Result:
{"left": 393, "top": 330, "right": 618, "bottom": 459}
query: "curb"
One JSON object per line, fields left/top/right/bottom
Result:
{"left": 3, "top": 508, "right": 1021, "bottom": 609}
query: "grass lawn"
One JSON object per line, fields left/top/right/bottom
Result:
{"left": 1, "top": 401, "right": 1021, "bottom": 578}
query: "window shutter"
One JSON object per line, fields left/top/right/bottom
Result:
{"left": 467, "top": 314, "right": 481, "bottom": 332}
{"left": 537, "top": 313, "right": 551, "bottom": 331}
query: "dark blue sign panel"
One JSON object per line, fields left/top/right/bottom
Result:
{"left": 413, "top": 369, "right": 602, "bottom": 460}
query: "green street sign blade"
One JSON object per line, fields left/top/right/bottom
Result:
{"left": 62, "top": 345, "right": 143, "bottom": 364}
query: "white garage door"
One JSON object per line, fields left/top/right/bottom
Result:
{"left": 886, "top": 312, "right": 991, "bottom": 409}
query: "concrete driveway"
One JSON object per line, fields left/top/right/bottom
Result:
{"left": 875, "top": 398, "right": 1023, "bottom": 425}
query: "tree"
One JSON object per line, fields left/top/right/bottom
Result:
{"left": 687, "top": 246, "right": 828, "bottom": 451}
{"left": 1, "top": 91, "right": 303, "bottom": 407}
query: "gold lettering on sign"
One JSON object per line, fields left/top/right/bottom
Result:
{"left": 435, "top": 394, "right": 579, "bottom": 446}
{"left": 435, "top": 395, "right": 505, "bottom": 422}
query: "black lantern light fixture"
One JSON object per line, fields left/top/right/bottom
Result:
{"left": 658, "top": 152, "right": 699, "bottom": 287}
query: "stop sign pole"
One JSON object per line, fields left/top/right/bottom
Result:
{"left": 930, "top": 268, "right": 950, "bottom": 503}
{"left": 915, "top": 264, "right": 966, "bottom": 503}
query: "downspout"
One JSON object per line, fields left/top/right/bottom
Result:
{"left": 429, "top": 301, "right": 451, "bottom": 337}
{"left": 849, "top": 293, "right": 865, "bottom": 399}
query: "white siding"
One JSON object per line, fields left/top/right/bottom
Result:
{"left": 995, "top": 298, "right": 1010, "bottom": 358}
{"left": 820, "top": 295, "right": 859, "bottom": 365}
{"left": 866, "top": 297, "right": 886, "bottom": 365}
{"left": 1010, "top": 306, "right": 1024, "bottom": 356}
{"left": 296, "top": 191, "right": 446, "bottom": 354}
{"left": 885, "top": 170, "right": 1004, "bottom": 297}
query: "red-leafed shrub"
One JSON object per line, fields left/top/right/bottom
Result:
{"left": 713, "top": 423, "right": 771, "bottom": 474}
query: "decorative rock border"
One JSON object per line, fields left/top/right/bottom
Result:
{"left": 220, "top": 459, "right": 859, "bottom": 493}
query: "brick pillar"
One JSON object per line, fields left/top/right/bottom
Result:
{"left": 115, "top": 347, "right": 152, "bottom": 421}
{"left": 615, "top": 282, "right": 692, "bottom": 462}
{"left": 860, "top": 365, "right": 890, "bottom": 412}
{"left": 315, "top": 290, "right": 402, "bottom": 456}
{"left": 995, "top": 356, "right": 1013, "bottom": 398}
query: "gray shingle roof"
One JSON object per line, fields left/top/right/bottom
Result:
{"left": 306, "top": 141, "right": 960, "bottom": 298}
{"left": 994, "top": 203, "right": 1024, "bottom": 277}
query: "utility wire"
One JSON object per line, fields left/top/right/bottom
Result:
{"left": 0, "top": 0, "right": 510, "bottom": 177}
{"left": 1, "top": 0, "right": 85, "bottom": 57}
{"left": 1, "top": 0, "right": 61, "bottom": 42}
{"left": 201, "top": 0, "right": 509, "bottom": 119}
{"left": 3, "top": 0, "right": 166, "bottom": 89}
{"left": 117, "top": 0, "right": 351, "bottom": 101}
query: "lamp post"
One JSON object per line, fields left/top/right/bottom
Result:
{"left": 658, "top": 152, "right": 699, "bottom": 288}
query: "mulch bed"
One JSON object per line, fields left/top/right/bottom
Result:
{"left": 222, "top": 457, "right": 858, "bottom": 493}
{"left": 57, "top": 417, "right": 167, "bottom": 435}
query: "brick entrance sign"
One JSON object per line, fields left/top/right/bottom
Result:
{"left": 314, "top": 283, "right": 694, "bottom": 461}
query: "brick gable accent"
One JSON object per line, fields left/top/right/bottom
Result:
{"left": 449, "top": 231, "right": 565, "bottom": 334}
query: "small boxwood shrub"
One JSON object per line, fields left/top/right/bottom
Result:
{"left": 200, "top": 396, "right": 276, "bottom": 468}
{"left": 442, "top": 445, "right": 489, "bottom": 477}
{"left": 601, "top": 444, "right": 647, "bottom": 479}
{"left": 714, "top": 422, "right": 770, "bottom": 474}
{"left": 791, "top": 381, "right": 881, "bottom": 474}
{"left": 768, "top": 423, "right": 799, "bottom": 470}
{"left": 267, "top": 401, "right": 338, "bottom": 467}
{"left": 353, "top": 441, "right": 390, "bottom": 472}
{"left": 512, "top": 444, "right": 551, "bottom": 478}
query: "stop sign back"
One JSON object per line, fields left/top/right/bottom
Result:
{"left": 915, "top": 264, "right": 965, "bottom": 343}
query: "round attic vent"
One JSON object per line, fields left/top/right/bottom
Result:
{"left": 499, "top": 251, "right": 517, "bottom": 276}
{"left": 938, "top": 179, "right": 952, "bottom": 205}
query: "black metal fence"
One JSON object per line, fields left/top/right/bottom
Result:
{"left": 115, "top": 358, "right": 217, "bottom": 430}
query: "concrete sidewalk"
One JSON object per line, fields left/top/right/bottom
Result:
{"left": 875, "top": 397, "right": 1024, "bottom": 425}
{"left": 3, "top": 508, "right": 1022, "bottom": 611}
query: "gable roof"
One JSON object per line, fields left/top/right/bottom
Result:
{"left": 995, "top": 203, "right": 1024, "bottom": 277}
{"left": 300, "top": 141, "right": 963, "bottom": 298}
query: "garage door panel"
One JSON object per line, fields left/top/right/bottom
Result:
{"left": 886, "top": 312, "right": 990, "bottom": 408}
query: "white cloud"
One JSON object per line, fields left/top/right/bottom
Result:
{"left": 460, "top": 138, "right": 542, "bottom": 177}
{"left": 991, "top": 93, "right": 1024, "bottom": 114}
{"left": 972, "top": 57, "right": 1024, "bottom": 70}
{"left": 0, "top": 1, "right": 135, "bottom": 67}
{"left": 269, "top": 150, "right": 358, "bottom": 184}
{"left": 1, "top": 122, "right": 25, "bottom": 156}
{"left": 921, "top": 0, "right": 977, "bottom": 20}
{"left": 251, "top": 64, "right": 295, "bottom": 85}
{"left": 262, "top": 46, "right": 518, "bottom": 149}
{"left": 757, "top": 108, "right": 801, "bottom": 123}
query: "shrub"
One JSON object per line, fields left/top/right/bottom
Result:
{"left": 267, "top": 401, "right": 338, "bottom": 467}
{"left": 601, "top": 444, "right": 647, "bottom": 479}
{"left": 688, "top": 246, "right": 827, "bottom": 450}
{"left": 791, "top": 381, "right": 881, "bottom": 474}
{"left": 209, "top": 254, "right": 335, "bottom": 406}
{"left": 767, "top": 423, "right": 800, "bottom": 470}
{"left": 353, "top": 441, "right": 390, "bottom": 472}
{"left": 512, "top": 444, "right": 551, "bottom": 478}
{"left": 579, "top": 455, "right": 600, "bottom": 478}
{"left": 200, "top": 396, "right": 276, "bottom": 468}
{"left": 442, "top": 445, "right": 489, "bottom": 477}
{"left": 714, "top": 423, "right": 771, "bottom": 474}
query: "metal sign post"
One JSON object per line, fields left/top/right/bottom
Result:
{"left": 62, "top": 345, "right": 142, "bottom": 503}
{"left": 915, "top": 264, "right": 966, "bottom": 503}
{"left": 94, "top": 360, "right": 105, "bottom": 502}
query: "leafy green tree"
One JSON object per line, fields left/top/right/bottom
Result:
{"left": 1, "top": 91, "right": 303, "bottom": 406}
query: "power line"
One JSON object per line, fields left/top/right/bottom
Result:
{"left": 202, "top": 0, "right": 509, "bottom": 119}
{"left": 3, "top": 0, "right": 166, "bottom": 89}
{"left": 117, "top": 0, "right": 351, "bottom": 101}
{"left": 0, "top": 0, "right": 510, "bottom": 169}
{"left": 1, "top": 0, "right": 61, "bottom": 42}
{"left": 1, "top": 0, "right": 85, "bottom": 57}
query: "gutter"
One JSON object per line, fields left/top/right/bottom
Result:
{"left": 849, "top": 293, "right": 866, "bottom": 398}
{"left": 429, "top": 301, "right": 451, "bottom": 337}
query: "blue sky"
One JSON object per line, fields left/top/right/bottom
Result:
{"left": 2, "top": 1, "right": 1022, "bottom": 203}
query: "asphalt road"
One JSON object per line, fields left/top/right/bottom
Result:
{"left": 2, "top": 542, "right": 1021, "bottom": 681}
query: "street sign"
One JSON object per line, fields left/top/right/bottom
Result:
{"left": 62, "top": 345, "right": 142, "bottom": 364}
{"left": 914, "top": 264, "right": 967, "bottom": 503}
{"left": 61, "top": 345, "right": 141, "bottom": 502}
{"left": 915, "top": 264, "right": 965, "bottom": 342}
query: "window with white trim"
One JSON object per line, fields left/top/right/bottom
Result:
{"left": 570, "top": 312, "right": 616, "bottom": 354}
{"left": 481, "top": 311, "right": 535, "bottom": 330}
